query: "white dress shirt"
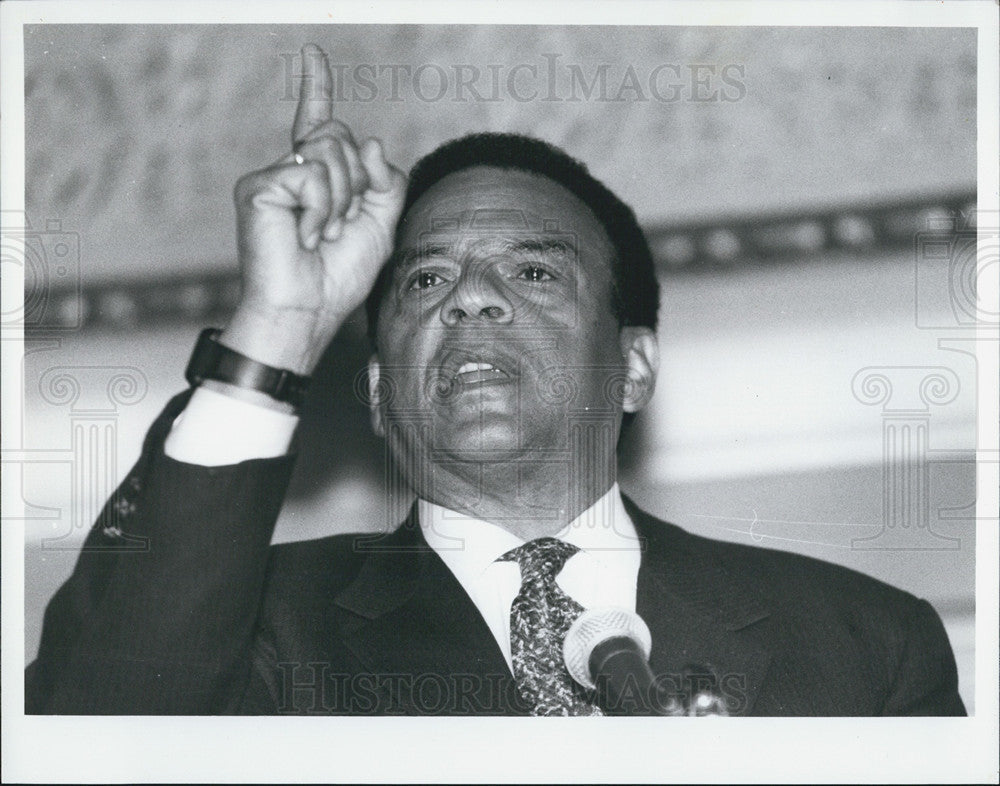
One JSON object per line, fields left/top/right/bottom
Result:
{"left": 164, "top": 387, "right": 299, "bottom": 464}
{"left": 165, "top": 388, "right": 644, "bottom": 671}
{"left": 419, "top": 487, "right": 642, "bottom": 671}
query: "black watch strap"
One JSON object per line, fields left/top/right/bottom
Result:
{"left": 184, "top": 328, "right": 311, "bottom": 409}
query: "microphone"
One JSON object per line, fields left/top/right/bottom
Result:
{"left": 563, "top": 607, "right": 682, "bottom": 716}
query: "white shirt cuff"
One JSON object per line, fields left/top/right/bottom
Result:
{"left": 163, "top": 387, "right": 299, "bottom": 466}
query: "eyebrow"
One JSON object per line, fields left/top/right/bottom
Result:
{"left": 502, "top": 238, "right": 578, "bottom": 257}
{"left": 388, "top": 243, "right": 451, "bottom": 271}
{"left": 388, "top": 237, "right": 578, "bottom": 272}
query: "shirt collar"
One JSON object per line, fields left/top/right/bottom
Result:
{"left": 419, "top": 483, "right": 640, "bottom": 583}
{"left": 555, "top": 487, "right": 643, "bottom": 571}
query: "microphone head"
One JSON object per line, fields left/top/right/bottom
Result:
{"left": 563, "top": 607, "right": 653, "bottom": 690}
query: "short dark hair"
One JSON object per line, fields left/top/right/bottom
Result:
{"left": 365, "top": 132, "right": 660, "bottom": 343}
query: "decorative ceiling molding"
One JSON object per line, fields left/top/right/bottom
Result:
{"left": 20, "top": 192, "right": 976, "bottom": 333}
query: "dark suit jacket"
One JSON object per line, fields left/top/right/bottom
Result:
{"left": 26, "top": 392, "right": 965, "bottom": 716}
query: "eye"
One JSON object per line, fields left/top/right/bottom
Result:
{"left": 407, "top": 270, "right": 445, "bottom": 290}
{"left": 517, "top": 265, "right": 555, "bottom": 282}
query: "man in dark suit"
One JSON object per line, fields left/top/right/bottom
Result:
{"left": 26, "top": 44, "right": 964, "bottom": 716}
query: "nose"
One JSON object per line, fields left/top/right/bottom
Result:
{"left": 438, "top": 266, "right": 514, "bottom": 327}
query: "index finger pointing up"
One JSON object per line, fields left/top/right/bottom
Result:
{"left": 292, "top": 44, "right": 334, "bottom": 144}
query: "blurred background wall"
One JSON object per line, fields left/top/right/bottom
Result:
{"left": 16, "top": 24, "right": 978, "bottom": 710}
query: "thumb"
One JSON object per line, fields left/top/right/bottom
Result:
{"left": 361, "top": 138, "right": 406, "bottom": 196}
{"left": 359, "top": 137, "right": 407, "bottom": 230}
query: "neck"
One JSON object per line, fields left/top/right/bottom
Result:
{"left": 411, "top": 459, "right": 617, "bottom": 541}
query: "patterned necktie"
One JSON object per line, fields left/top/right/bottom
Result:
{"left": 499, "top": 537, "right": 603, "bottom": 716}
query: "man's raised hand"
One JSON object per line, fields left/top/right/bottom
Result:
{"left": 223, "top": 44, "right": 407, "bottom": 376}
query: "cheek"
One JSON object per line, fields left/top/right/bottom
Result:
{"left": 389, "top": 289, "right": 454, "bottom": 333}
{"left": 378, "top": 302, "right": 429, "bottom": 357}
{"left": 377, "top": 327, "right": 439, "bottom": 399}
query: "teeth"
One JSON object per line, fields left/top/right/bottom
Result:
{"left": 456, "top": 362, "right": 496, "bottom": 375}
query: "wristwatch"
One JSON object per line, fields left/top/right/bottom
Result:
{"left": 184, "top": 328, "right": 311, "bottom": 409}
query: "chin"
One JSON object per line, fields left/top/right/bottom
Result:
{"left": 430, "top": 417, "right": 526, "bottom": 460}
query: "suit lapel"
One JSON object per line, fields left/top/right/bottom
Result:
{"left": 332, "top": 497, "right": 772, "bottom": 716}
{"left": 626, "top": 497, "right": 773, "bottom": 716}
{"left": 333, "top": 508, "right": 524, "bottom": 715}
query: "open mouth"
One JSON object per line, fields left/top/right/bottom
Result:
{"left": 452, "top": 361, "right": 511, "bottom": 386}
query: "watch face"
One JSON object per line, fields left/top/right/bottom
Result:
{"left": 184, "top": 328, "right": 222, "bottom": 387}
{"left": 185, "top": 328, "right": 307, "bottom": 407}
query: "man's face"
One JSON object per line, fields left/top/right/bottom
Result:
{"left": 371, "top": 166, "right": 636, "bottom": 471}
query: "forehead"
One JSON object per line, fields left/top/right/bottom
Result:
{"left": 396, "top": 166, "right": 613, "bottom": 257}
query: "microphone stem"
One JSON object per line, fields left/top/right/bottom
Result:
{"left": 589, "top": 637, "right": 681, "bottom": 716}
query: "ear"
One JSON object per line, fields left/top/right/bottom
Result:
{"left": 367, "top": 353, "right": 386, "bottom": 438}
{"left": 618, "top": 327, "right": 659, "bottom": 413}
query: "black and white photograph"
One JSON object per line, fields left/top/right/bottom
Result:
{"left": 2, "top": 1, "right": 997, "bottom": 782}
